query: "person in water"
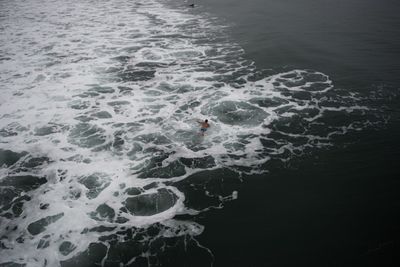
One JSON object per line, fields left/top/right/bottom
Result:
{"left": 197, "top": 119, "right": 210, "bottom": 136}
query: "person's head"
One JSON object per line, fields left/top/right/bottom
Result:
{"left": 205, "top": 119, "right": 208, "bottom": 123}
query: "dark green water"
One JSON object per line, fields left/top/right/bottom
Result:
{"left": 196, "top": 0, "right": 400, "bottom": 88}
{"left": 197, "top": 127, "right": 400, "bottom": 266}
{"left": 178, "top": 0, "right": 400, "bottom": 266}
{"left": 1, "top": 0, "right": 399, "bottom": 266}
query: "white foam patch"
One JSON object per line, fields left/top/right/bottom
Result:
{"left": 0, "top": 0, "right": 385, "bottom": 265}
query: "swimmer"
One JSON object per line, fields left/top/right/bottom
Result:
{"left": 197, "top": 119, "right": 210, "bottom": 136}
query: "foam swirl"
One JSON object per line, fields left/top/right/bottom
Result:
{"left": 0, "top": 0, "right": 386, "bottom": 266}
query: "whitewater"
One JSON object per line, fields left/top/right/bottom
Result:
{"left": 0, "top": 0, "right": 386, "bottom": 266}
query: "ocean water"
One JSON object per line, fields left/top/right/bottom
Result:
{"left": 0, "top": 0, "right": 399, "bottom": 266}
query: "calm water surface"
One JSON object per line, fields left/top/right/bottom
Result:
{"left": 184, "top": 0, "right": 400, "bottom": 266}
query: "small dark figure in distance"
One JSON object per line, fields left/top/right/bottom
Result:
{"left": 189, "top": 3, "right": 195, "bottom": 8}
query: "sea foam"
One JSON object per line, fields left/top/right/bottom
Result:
{"left": 0, "top": 0, "right": 385, "bottom": 266}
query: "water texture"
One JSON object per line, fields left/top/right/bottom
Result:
{"left": 0, "top": 0, "right": 392, "bottom": 266}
